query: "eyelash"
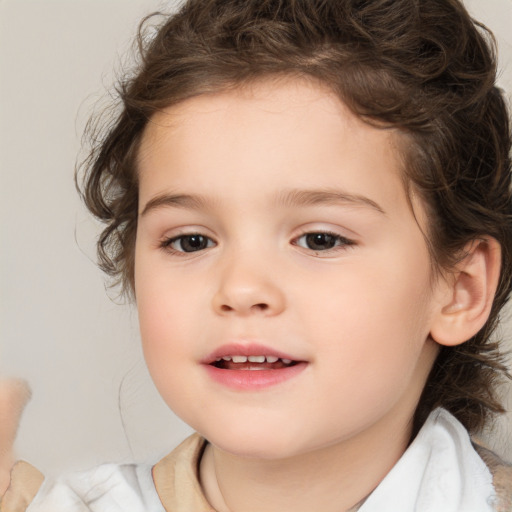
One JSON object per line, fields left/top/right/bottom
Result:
{"left": 292, "top": 231, "right": 355, "bottom": 253}
{"left": 159, "top": 233, "right": 216, "bottom": 255}
{"left": 159, "top": 231, "right": 355, "bottom": 256}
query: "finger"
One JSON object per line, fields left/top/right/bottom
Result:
{"left": 0, "top": 379, "right": 31, "bottom": 459}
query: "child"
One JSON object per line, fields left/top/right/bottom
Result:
{"left": 2, "top": 0, "right": 512, "bottom": 510}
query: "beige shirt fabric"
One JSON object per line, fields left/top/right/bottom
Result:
{"left": 152, "top": 433, "right": 214, "bottom": 511}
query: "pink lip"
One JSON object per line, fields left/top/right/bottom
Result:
{"left": 201, "top": 343, "right": 308, "bottom": 391}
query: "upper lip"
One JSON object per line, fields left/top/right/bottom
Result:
{"left": 201, "top": 343, "right": 301, "bottom": 365}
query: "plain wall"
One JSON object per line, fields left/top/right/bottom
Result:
{"left": 1, "top": 0, "right": 511, "bottom": 476}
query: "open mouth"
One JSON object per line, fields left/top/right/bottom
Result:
{"left": 211, "top": 355, "right": 299, "bottom": 371}
{"left": 203, "top": 346, "right": 307, "bottom": 389}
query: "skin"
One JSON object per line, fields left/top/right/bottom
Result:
{"left": 0, "top": 379, "right": 30, "bottom": 495}
{"left": 135, "top": 78, "right": 452, "bottom": 512}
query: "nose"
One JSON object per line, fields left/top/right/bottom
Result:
{"left": 212, "top": 253, "right": 286, "bottom": 317}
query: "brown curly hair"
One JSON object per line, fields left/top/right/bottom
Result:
{"left": 78, "top": 0, "right": 512, "bottom": 434}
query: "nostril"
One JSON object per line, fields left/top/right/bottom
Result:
{"left": 252, "top": 303, "right": 269, "bottom": 311}
{"left": 219, "top": 303, "right": 269, "bottom": 313}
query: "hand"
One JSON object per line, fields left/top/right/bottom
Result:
{"left": 0, "top": 379, "right": 31, "bottom": 496}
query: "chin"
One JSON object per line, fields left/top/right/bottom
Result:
{"left": 196, "top": 419, "right": 319, "bottom": 460}
{"left": 212, "top": 437, "right": 299, "bottom": 460}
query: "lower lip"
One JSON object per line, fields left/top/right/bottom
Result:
{"left": 203, "top": 362, "right": 307, "bottom": 390}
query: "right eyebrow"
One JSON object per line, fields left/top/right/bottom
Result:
{"left": 140, "top": 193, "right": 213, "bottom": 217}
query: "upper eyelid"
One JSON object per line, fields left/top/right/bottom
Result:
{"left": 295, "top": 229, "right": 352, "bottom": 238}
{"left": 159, "top": 225, "right": 217, "bottom": 240}
{"left": 290, "top": 219, "right": 360, "bottom": 238}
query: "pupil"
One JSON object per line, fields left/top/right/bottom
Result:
{"left": 181, "top": 235, "right": 207, "bottom": 252}
{"left": 306, "top": 233, "right": 335, "bottom": 250}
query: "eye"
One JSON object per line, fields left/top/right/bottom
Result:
{"left": 161, "top": 234, "right": 215, "bottom": 253}
{"left": 294, "top": 232, "right": 354, "bottom": 252}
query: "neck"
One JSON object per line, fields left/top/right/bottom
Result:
{"left": 199, "top": 406, "right": 414, "bottom": 512}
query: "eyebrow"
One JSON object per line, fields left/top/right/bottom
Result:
{"left": 140, "top": 188, "right": 386, "bottom": 216}
{"left": 140, "top": 193, "right": 214, "bottom": 216}
{"left": 275, "top": 188, "right": 386, "bottom": 215}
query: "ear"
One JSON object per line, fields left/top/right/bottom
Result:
{"left": 430, "top": 238, "right": 501, "bottom": 347}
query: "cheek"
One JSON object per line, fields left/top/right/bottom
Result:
{"left": 137, "top": 283, "right": 191, "bottom": 359}
{"left": 134, "top": 254, "right": 215, "bottom": 410}
{"left": 303, "top": 256, "right": 431, "bottom": 336}
{"left": 299, "top": 248, "right": 435, "bottom": 383}
{"left": 135, "top": 253, "right": 189, "bottom": 371}
{"left": 137, "top": 289, "right": 197, "bottom": 416}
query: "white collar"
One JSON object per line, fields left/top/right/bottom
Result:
{"left": 359, "top": 408, "right": 495, "bottom": 512}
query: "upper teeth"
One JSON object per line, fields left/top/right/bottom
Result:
{"left": 218, "top": 355, "right": 290, "bottom": 364}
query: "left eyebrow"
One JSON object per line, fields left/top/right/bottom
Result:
{"left": 274, "top": 188, "right": 386, "bottom": 215}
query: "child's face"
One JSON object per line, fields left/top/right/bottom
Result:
{"left": 135, "top": 79, "right": 444, "bottom": 459}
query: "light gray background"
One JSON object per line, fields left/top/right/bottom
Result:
{"left": 1, "top": 0, "right": 511, "bottom": 476}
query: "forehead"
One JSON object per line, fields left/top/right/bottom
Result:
{"left": 141, "top": 78, "right": 397, "bottom": 151}
{"left": 137, "top": 78, "right": 415, "bottom": 219}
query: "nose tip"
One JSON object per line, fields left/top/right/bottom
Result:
{"left": 212, "top": 267, "right": 285, "bottom": 317}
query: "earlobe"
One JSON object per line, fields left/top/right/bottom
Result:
{"left": 430, "top": 238, "right": 501, "bottom": 347}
